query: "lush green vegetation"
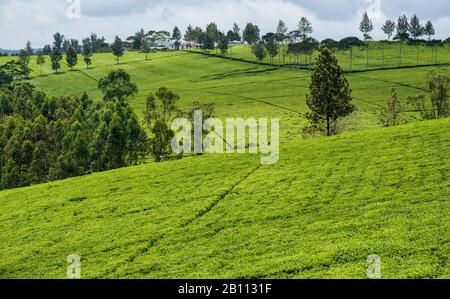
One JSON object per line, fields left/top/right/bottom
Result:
{"left": 0, "top": 118, "right": 448, "bottom": 278}
{"left": 0, "top": 63, "right": 149, "bottom": 190}
{"left": 192, "top": 42, "right": 450, "bottom": 71}
{"left": 0, "top": 49, "right": 448, "bottom": 278}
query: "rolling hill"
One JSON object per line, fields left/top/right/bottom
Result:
{"left": 0, "top": 50, "right": 449, "bottom": 278}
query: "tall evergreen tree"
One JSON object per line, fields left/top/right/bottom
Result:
{"left": 382, "top": 20, "right": 396, "bottom": 40}
{"left": 218, "top": 33, "right": 229, "bottom": 55}
{"left": 276, "top": 20, "right": 288, "bottom": 43}
{"left": 305, "top": 44, "right": 356, "bottom": 136}
{"left": 18, "top": 49, "right": 31, "bottom": 76}
{"left": 298, "top": 17, "right": 313, "bottom": 41}
{"left": 25, "top": 41, "right": 33, "bottom": 56}
{"left": 82, "top": 38, "right": 93, "bottom": 69}
{"left": 409, "top": 14, "right": 423, "bottom": 40}
{"left": 424, "top": 21, "right": 435, "bottom": 41}
{"left": 111, "top": 36, "right": 124, "bottom": 64}
{"left": 396, "top": 15, "right": 410, "bottom": 41}
{"left": 66, "top": 46, "right": 78, "bottom": 71}
{"left": 243, "top": 23, "right": 260, "bottom": 46}
{"left": 172, "top": 26, "right": 182, "bottom": 50}
{"left": 140, "top": 37, "right": 152, "bottom": 60}
{"left": 359, "top": 11, "right": 374, "bottom": 40}
{"left": 50, "top": 47, "right": 62, "bottom": 73}
{"left": 53, "top": 32, "right": 64, "bottom": 51}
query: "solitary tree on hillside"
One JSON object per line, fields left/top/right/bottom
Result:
{"left": 50, "top": 47, "right": 62, "bottom": 73}
{"left": 382, "top": 20, "right": 396, "bottom": 40}
{"left": 305, "top": 44, "right": 356, "bottom": 136}
{"left": 409, "top": 15, "right": 424, "bottom": 40}
{"left": 297, "top": 17, "right": 313, "bottom": 41}
{"left": 424, "top": 21, "right": 435, "bottom": 41}
{"left": 359, "top": 11, "right": 374, "bottom": 40}
{"left": 82, "top": 38, "right": 93, "bottom": 69}
{"left": 427, "top": 71, "right": 449, "bottom": 118}
{"left": 36, "top": 51, "right": 46, "bottom": 75}
{"left": 111, "top": 36, "right": 124, "bottom": 64}
{"left": 381, "top": 87, "right": 403, "bottom": 127}
{"left": 66, "top": 46, "right": 78, "bottom": 70}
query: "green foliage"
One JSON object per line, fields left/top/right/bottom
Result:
{"left": 218, "top": 34, "right": 229, "bottom": 55}
{"left": 18, "top": 49, "right": 31, "bottom": 76}
{"left": 111, "top": 36, "right": 124, "bottom": 64}
{"left": 98, "top": 69, "right": 138, "bottom": 103}
{"left": 409, "top": 15, "right": 423, "bottom": 40}
{"left": 243, "top": 23, "right": 260, "bottom": 46}
{"left": 0, "top": 72, "right": 147, "bottom": 190}
{"left": 126, "top": 29, "right": 146, "bottom": 50}
{"left": 381, "top": 87, "right": 404, "bottom": 127}
{"left": 201, "top": 33, "right": 215, "bottom": 51}
{"left": 359, "top": 11, "right": 374, "bottom": 40}
{"left": 306, "top": 44, "right": 356, "bottom": 136}
{"left": 338, "top": 37, "right": 363, "bottom": 50}
{"left": 82, "top": 38, "right": 93, "bottom": 69}
{"left": 226, "top": 23, "right": 241, "bottom": 42}
{"left": 276, "top": 20, "right": 288, "bottom": 43}
{"left": 297, "top": 17, "right": 313, "bottom": 41}
{"left": 396, "top": 15, "right": 410, "bottom": 41}
{"left": 252, "top": 42, "right": 267, "bottom": 62}
{"left": 49, "top": 47, "right": 62, "bottom": 73}
{"left": 424, "top": 21, "right": 435, "bottom": 40}
{"left": 53, "top": 32, "right": 64, "bottom": 51}
{"left": 66, "top": 46, "right": 78, "bottom": 70}
{"left": 0, "top": 118, "right": 448, "bottom": 278}
{"left": 140, "top": 37, "right": 152, "bottom": 60}
{"left": 144, "top": 87, "right": 180, "bottom": 161}
{"left": 427, "top": 71, "right": 449, "bottom": 118}
{"left": 382, "top": 20, "right": 396, "bottom": 41}
{"left": 0, "top": 61, "right": 27, "bottom": 88}
{"left": 36, "top": 52, "right": 46, "bottom": 75}
{"left": 206, "top": 22, "right": 220, "bottom": 43}
{"left": 263, "top": 34, "right": 279, "bottom": 64}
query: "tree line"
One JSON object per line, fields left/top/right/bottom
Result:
{"left": 0, "top": 63, "right": 149, "bottom": 190}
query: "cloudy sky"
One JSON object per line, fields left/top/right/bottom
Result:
{"left": 1, "top": 0, "right": 450, "bottom": 49}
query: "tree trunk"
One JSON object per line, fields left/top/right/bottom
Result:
{"left": 326, "top": 117, "right": 331, "bottom": 137}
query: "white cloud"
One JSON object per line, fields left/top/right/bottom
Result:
{"left": 0, "top": 0, "right": 449, "bottom": 49}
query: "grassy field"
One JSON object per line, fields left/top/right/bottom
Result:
{"left": 193, "top": 42, "right": 450, "bottom": 72}
{"left": 0, "top": 118, "right": 448, "bottom": 278}
{"left": 0, "top": 50, "right": 449, "bottom": 278}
